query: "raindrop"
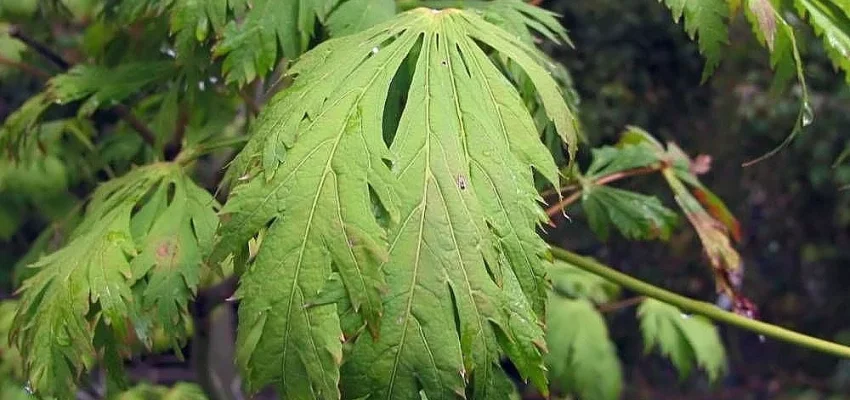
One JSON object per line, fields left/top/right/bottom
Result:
{"left": 680, "top": 313, "right": 691, "bottom": 319}
{"left": 208, "top": 76, "right": 219, "bottom": 84}
{"left": 198, "top": 81, "right": 206, "bottom": 91}
{"left": 758, "top": 335, "right": 766, "bottom": 343}
{"left": 431, "top": 8, "right": 439, "bottom": 13}
{"left": 371, "top": 47, "right": 379, "bottom": 54}
{"left": 54, "top": 99, "right": 63, "bottom": 105}
{"left": 802, "top": 102, "right": 814, "bottom": 127}
{"left": 160, "top": 45, "right": 177, "bottom": 58}
{"left": 24, "top": 383, "right": 33, "bottom": 395}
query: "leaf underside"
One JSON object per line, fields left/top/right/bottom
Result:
{"left": 217, "top": 7, "right": 577, "bottom": 399}
{"left": 11, "top": 163, "right": 218, "bottom": 398}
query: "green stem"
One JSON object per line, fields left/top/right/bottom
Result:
{"left": 549, "top": 246, "right": 850, "bottom": 359}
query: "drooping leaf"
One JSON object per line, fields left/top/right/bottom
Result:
{"left": 741, "top": 0, "right": 811, "bottom": 159}
{"left": 618, "top": 127, "right": 743, "bottom": 297}
{"left": 116, "top": 382, "right": 208, "bottom": 400}
{"left": 214, "top": 0, "right": 338, "bottom": 85}
{"left": 795, "top": 0, "right": 850, "bottom": 83}
{"left": 47, "top": 62, "right": 175, "bottom": 116}
{"left": 474, "top": 0, "right": 572, "bottom": 45}
{"left": 130, "top": 171, "right": 219, "bottom": 346}
{"left": 746, "top": 0, "right": 777, "bottom": 50}
{"left": 581, "top": 184, "right": 679, "bottom": 241}
{"left": 11, "top": 163, "right": 218, "bottom": 397}
{"left": 0, "top": 93, "right": 51, "bottom": 157}
{"left": 169, "top": 0, "right": 237, "bottom": 42}
{"left": 547, "top": 296, "right": 622, "bottom": 400}
{"left": 585, "top": 143, "right": 663, "bottom": 179}
{"left": 0, "top": 24, "right": 27, "bottom": 77}
{"left": 659, "top": 0, "right": 729, "bottom": 79}
{"left": 638, "top": 299, "right": 727, "bottom": 381}
{"left": 0, "top": 301, "right": 23, "bottom": 381}
{"left": 326, "top": 0, "right": 397, "bottom": 37}
{"left": 217, "top": 8, "right": 575, "bottom": 399}
{"left": 549, "top": 259, "right": 620, "bottom": 304}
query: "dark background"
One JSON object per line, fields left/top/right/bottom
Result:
{"left": 542, "top": 1, "right": 850, "bottom": 398}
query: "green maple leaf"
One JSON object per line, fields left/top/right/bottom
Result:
{"left": 214, "top": 0, "right": 338, "bottom": 85}
{"left": 326, "top": 0, "right": 397, "bottom": 37}
{"left": 130, "top": 172, "right": 219, "bottom": 345}
{"left": 217, "top": 7, "right": 576, "bottom": 398}
{"left": 47, "top": 62, "right": 175, "bottom": 116}
{"left": 585, "top": 143, "right": 662, "bottom": 179}
{"left": 117, "top": 382, "right": 208, "bottom": 399}
{"left": 11, "top": 163, "right": 218, "bottom": 397}
{"left": 638, "top": 299, "right": 726, "bottom": 381}
{"left": 549, "top": 259, "right": 620, "bottom": 304}
{"left": 547, "top": 296, "right": 622, "bottom": 400}
{"left": 795, "top": 0, "right": 850, "bottom": 83}
{"left": 659, "top": 0, "right": 729, "bottom": 79}
{"left": 582, "top": 184, "right": 679, "bottom": 241}
{"left": 169, "top": 0, "right": 237, "bottom": 42}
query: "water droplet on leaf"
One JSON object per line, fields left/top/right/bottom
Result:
{"left": 198, "top": 81, "right": 206, "bottom": 91}
{"left": 371, "top": 47, "right": 379, "bottom": 54}
{"left": 680, "top": 313, "right": 691, "bottom": 319}
{"left": 24, "top": 382, "right": 34, "bottom": 395}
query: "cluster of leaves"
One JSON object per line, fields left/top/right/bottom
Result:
{"left": 546, "top": 260, "right": 727, "bottom": 400}
{"left": 10, "top": 163, "right": 219, "bottom": 396}
{"left": 2, "top": 0, "right": 850, "bottom": 398}
{"left": 566, "top": 126, "right": 744, "bottom": 302}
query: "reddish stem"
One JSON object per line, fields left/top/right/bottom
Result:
{"left": 545, "top": 165, "right": 662, "bottom": 217}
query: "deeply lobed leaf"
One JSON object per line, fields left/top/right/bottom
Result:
{"left": 581, "top": 184, "right": 679, "bottom": 241}
{"left": 11, "top": 163, "right": 219, "bottom": 397}
{"left": 659, "top": 0, "right": 729, "bottom": 79}
{"left": 796, "top": 0, "right": 850, "bottom": 83}
{"left": 47, "top": 62, "right": 175, "bottom": 116}
{"left": 214, "top": 0, "right": 338, "bottom": 84}
{"left": 546, "top": 296, "right": 622, "bottom": 400}
{"left": 638, "top": 299, "right": 726, "bottom": 381}
{"left": 217, "top": 7, "right": 576, "bottom": 398}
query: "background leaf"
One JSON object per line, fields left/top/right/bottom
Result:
{"left": 546, "top": 296, "right": 623, "bottom": 400}
{"left": 638, "top": 298, "right": 727, "bottom": 381}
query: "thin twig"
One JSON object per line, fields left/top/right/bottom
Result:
{"left": 550, "top": 246, "right": 850, "bottom": 359}
{"left": 597, "top": 296, "right": 645, "bottom": 313}
{"left": 237, "top": 90, "right": 260, "bottom": 116}
{"left": 0, "top": 55, "right": 49, "bottom": 79}
{"left": 10, "top": 26, "right": 158, "bottom": 148}
{"left": 111, "top": 104, "right": 158, "bottom": 148}
{"left": 7, "top": 25, "right": 70, "bottom": 70}
{"left": 545, "top": 165, "right": 662, "bottom": 217}
{"left": 165, "top": 104, "right": 190, "bottom": 160}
